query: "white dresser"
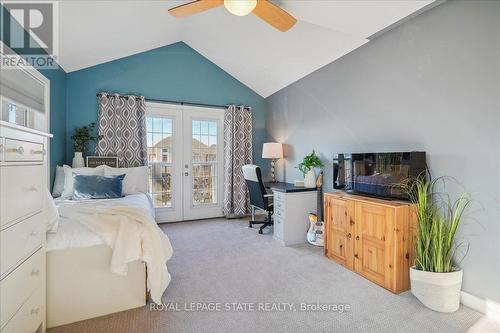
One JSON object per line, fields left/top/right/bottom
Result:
{"left": 0, "top": 121, "right": 51, "bottom": 333}
{"left": 271, "top": 185, "right": 317, "bottom": 246}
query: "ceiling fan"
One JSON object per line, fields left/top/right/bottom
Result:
{"left": 168, "top": 0, "right": 297, "bottom": 32}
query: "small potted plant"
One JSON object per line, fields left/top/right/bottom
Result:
{"left": 297, "top": 150, "right": 323, "bottom": 188}
{"left": 71, "top": 122, "right": 102, "bottom": 167}
{"left": 406, "top": 175, "right": 470, "bottom": 312}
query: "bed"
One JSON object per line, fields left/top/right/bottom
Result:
{"left": 46, "top": 193, "right": 171, "bottom": 328}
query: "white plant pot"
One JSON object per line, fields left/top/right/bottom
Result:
{"left": 303, "top": 169, "right": 316, "bottom": 188}
{"left": 410, "top": 266, "right": 463, "bottom": 313}
{"left": 72, "top": 152, "right": 85, "bottom": 168}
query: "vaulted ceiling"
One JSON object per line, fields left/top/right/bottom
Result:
{"left": 58, "top": 0, "right": 434, "bottom": 97}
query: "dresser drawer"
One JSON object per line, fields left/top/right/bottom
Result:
{"left": 0, "top": 213, "right": 44, "bottom": 277}
{"left": 274, "top": 199, "right": 285, "bottom": 212}
{"left": 273, "top": 215, "right": 283, "bottom": 240}
{"left": 0, "top": 165, "right": 44, "bottom": 227}
{"left": 1, "top": 288, "right": 43, "bottom": 333}
{"left": 0, "top": 250, "right": 43, "bottom": 328}
{"left": 273, "top": 191, "right": 285, "bottom": 203}
{"left": 4, "top": 138, "right": 44, "bottom": 162}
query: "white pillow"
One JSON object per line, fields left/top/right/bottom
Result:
{"left": 52, "top": 165, "right": 65, "bottom": 197}
{"left": 61, "top": 165, "right": 105, "bottom": 198}
{"left": 103, "top": 165, "right": 148, "bottom": 195}
{"left": 45, "top": 189, "right": 59, "bottom": 233}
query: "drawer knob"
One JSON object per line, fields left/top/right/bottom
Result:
{"left": 356, "top": 236, "right": 360, "bottom": 240}
{"left": 30, "top": 307, "right": 40, "bottom": 315}
{"left": 347, "top": 233, "right": 351, "bottom": 239}
{"left": 30, "top": 269, "right": 41, "bottom": 276}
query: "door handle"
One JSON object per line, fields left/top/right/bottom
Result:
{"left": 184, "top": 172, "right": 189, "bottom": 176}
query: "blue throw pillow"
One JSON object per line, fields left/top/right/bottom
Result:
{"left": 72, "top": 174, "right": 126, "bottom": 200}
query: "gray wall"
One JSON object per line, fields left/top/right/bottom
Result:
{"left": 265, "top": 0, "right": 500, "bottom": 303}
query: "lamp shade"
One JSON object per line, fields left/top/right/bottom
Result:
{"left": 262, "top": 143, "right": 283, "bottom": 159}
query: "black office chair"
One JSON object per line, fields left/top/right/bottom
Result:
{"left": 242, "top": 164, "right": 273, "bottom": 234}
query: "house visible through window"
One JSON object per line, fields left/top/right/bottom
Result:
{"left": 191, "top": 120, "right": 218, "bottom": 205}
{"left": 146, "top": 116, "right": 173, "bottom": 208}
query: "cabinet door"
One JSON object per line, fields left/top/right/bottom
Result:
{"left": 354, "top": 202, "right": 394, "bottom": 289}
{"left": 325, "top": 197, "right": 354, "bottom": 269}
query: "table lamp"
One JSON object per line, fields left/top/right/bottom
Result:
{"left": 262, "top": 142, "right": 283, "bottom": 182}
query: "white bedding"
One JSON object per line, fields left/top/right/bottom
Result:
{"left": 46, "top": 193, "right": 172, "bottom": 303}
{"left": 47, "top": 194, "right": 154, "bottom": 251}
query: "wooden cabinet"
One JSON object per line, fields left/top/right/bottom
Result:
{"left": 324, "top": 192, "right": 416, "bottom": 294}
{"left": 324, "top": 197, "right": 354, "bottom": 269}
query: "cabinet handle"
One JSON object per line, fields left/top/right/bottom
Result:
{"left": 354, "top": 254, "right": 359, "bottom": 259}
{"left": 31, "top": 149, "right": 46, "bottom": 155}
{"left": 27, "top": 186, "right": 38, "bottom": 192}
{"left": 29, "top": 230, "right": 38, "bottom": 237}
{"left": 30, "top": 269, "right": 41, "bottom": 276}
{"left": 8, "top": 146, "right": 24, "bottom": 154}
{"left": 347, "top": 233, "right": 351, "bottom": 239}
{"left": 30, "top": 307, "right": 40, "bottom": 315}
{"left": 355, "top": 236, "right": 360, "bottom": 240}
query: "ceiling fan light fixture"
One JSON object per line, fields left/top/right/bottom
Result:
{"left": 224, "top": 0, "right": 257, "bottom": 16}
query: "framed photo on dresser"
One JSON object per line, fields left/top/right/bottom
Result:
{"left": 86, "top": 156, "right": 118, "bottom": 168}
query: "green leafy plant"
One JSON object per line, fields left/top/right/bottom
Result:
{"left": 405, "top": 175, "right": 470, "bottom": 273}
{"left": 71, "top": 122, "right": 102, "bottom": 153}
{"left": 297, "top": 150, "right": 324, "bottom": 176}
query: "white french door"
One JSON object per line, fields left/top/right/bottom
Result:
{"left": 146, "top": 102, "right": 224, "bottom": 223}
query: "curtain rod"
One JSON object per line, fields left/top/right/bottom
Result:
{"left": 96, "top": 92, "right": 250, "bottom": 110}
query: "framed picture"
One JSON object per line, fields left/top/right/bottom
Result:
{"left": 86, "top": 156, "right": 118, "bottom": 168}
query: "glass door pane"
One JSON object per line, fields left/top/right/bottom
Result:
{"left": 147, "top": 116, "right": 174, "bottom": 208}
{"left": 191, "top": 120, "right": 218, "bottom": 206}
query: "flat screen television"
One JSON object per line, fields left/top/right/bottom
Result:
{"left": 333, "top": 152, "right": 426, "bottom": 200}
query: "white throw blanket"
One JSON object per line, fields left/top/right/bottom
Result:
{"left": 57, "top": 200, "right": 173, "bottom": 304}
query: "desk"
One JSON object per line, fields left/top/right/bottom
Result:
{"left": 265, "top": 181, "right": 317, "bottom": 193}
{"left": 264, "top": 181, "right": 317, "bottom": 246}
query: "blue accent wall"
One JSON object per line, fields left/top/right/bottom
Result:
{"left": 39, "top": 67, "right": 67, "bottom": 185}
{"left": 2, "top": 5, "right": 266, "bottom": 182}
{"left": 66, "top": 42, "right": 267, "bottom": 167}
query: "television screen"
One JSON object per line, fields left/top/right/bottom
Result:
{"left": 334, "top": 152, "right": 426, "bottom": 200}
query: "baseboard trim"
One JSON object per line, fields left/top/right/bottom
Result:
{"left": 461, "top": 291, "right": 500, "bottom": 320}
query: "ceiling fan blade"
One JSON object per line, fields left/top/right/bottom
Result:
{"left": 253, "top": 0, "right": 297, "bottom": 32}
{"left": 169, "top": 0, "right": 223, "bottom": 18}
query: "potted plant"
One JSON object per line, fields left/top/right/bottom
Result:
{"left": 406, "top": 175, "right": 470, "bottom": 312}
{"left": 297, "top": 150, "right": 323, "bottom": 188}
{"left": 71, "top": 122, "right": 102, "bottom": 167}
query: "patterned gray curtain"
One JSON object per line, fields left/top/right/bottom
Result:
{"left": 223, "top": 105, "right": 253, "bottom": 217}
{"left": 96, "top": 92, "right": 147, "bottom": 167}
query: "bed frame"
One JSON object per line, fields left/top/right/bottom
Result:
{"left": 46, "top": 244, "right": 147, "bottom": 328}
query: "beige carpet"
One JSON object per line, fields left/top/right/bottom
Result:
{"left": 48, "top": 218, "right": 482, "bottom": 333}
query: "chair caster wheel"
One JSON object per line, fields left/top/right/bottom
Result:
{"left": 258, "top": 230, "right": 263, "bottom": 234}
